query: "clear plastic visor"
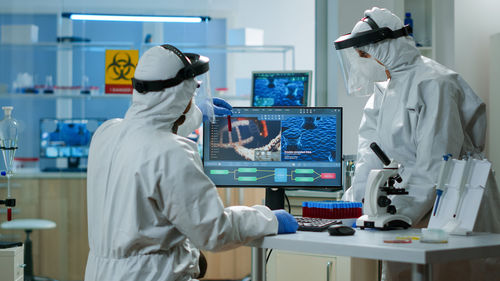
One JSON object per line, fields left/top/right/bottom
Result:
{"left": 336, "top": 47, "right": 387, "bottom": 97}
{"left": 193, "top": 71, "right": 214, "bottom": 123}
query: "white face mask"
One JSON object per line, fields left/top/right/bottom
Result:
{"left": 347, "top": 57, "right": 388, "bottom": 97}
{"left": 176, "top": 101, "right": 203, "bottom": 137}
{"left": 360, "top": 57, "right": 388, "bottom": 82}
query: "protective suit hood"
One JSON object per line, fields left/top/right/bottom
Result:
{"left": 352, "top": 7, "right": 421, "bottom": 73}
{"left": 125, "top": 46, "right": 198, "bottom": 131}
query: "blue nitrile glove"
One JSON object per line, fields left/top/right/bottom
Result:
{"left": 272, "top": 209, "right": 298, "bottom": 234}
{"left": 213, "top": 97, "right": 232, "bottom": 116}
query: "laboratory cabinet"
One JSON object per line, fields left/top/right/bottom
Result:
{"left": 0, "top": 245, "right": 24, "bottom": 281}
{"left": 0, "top": 176, "right": 87, "bottom": 281}
{"left": 267, "top": 250, "right": 378, "bottom": 281}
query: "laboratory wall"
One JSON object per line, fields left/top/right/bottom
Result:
{"left": 453, "top": 0, "right": 500, "bottom": 180}
{"left": 223, "top": 1, "right": 315, "bottom": 102}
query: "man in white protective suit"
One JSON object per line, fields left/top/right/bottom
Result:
{"left": 84, "top": 44, "right": 298, "bottom": 281}
{"left": 334, "top": 7, "right": 500, "bottom": 281}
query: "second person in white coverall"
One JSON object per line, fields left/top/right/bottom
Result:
{"left": 84, "top": 44, "right": 297, "bottom": 281}
{"left": 335, "top": 7, "right": 500, "bottom": 281}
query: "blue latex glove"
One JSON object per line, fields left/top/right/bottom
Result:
{"left": 213, "top": 97, "right": 232, "bottom": 116}
{"left": 272, "top": 209, "right": 298, "bottom": 234}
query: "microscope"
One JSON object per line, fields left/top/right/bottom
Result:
{"left": 356, "top": 142, "right": 412, "bottom": 230}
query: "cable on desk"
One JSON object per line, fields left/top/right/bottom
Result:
{"left": 266, "top": 249, "right": 273, "bottom": 264}
{"left": 378, "top": 260, "right": 382, "bottom": 281}
{"left": 284, "top": 192, "right": 291, "bottom": 213}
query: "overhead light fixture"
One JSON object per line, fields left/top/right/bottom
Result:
{"left": 62, "top": 13, "right": 210, "bottom": 23}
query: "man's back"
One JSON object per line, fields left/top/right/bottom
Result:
{"left": 85, "top": 117, "right": 203, "bottom": 280}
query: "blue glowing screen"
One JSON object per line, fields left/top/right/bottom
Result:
{"left": 203, "top": 107, "right": 342, "bottom": 188}
{"left": 252, "top": 71, "right": 311, "bottom": 107}
{"left": 40, "top": 119, "right": 104, "bottom": 158}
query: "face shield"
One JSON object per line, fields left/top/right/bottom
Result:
{"left": 335, "top": 43, "right": 387, "bottom": 97}
{"left": 334, "top": 16, "right": 412, "bottom": 97}
{"left": 189, "top": 59, "right": 214, "bottom": 123}
{"left": 131, "top": 45, "right": 214, "bottom": 121}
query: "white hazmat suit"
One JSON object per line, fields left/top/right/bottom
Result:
{"left": 85, "top": 46, "right": 278, "bottom": 281}
{"left": 341, "top": 7, "right": 500, "bottom": 281}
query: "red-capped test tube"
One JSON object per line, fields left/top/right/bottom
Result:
{"left": 227, "top": 115, "right": 232, "bottom": 132}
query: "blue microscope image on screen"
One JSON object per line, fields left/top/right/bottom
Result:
{"left": 203, "top": 107, "right": 343, "bottom": 187}
{"left": 253, "top": 73, "right": 309, "bottom": 107}
{"left": 281, "top": 116, "right": 337, "bottom": 162}
{"left": 209, "top": 117, "right": 282, "bottom": 161}
{"left": 40, "top": 119, "right": 102, "bottom": 158}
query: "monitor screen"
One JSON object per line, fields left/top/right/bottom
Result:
{"left": 40, "top": 118, "right": 104, "bottom": 158}
{"left": 252, "top": 71, "right": 312, "bottom": 107}
{"left": 203, "top": 107, "right": 342, "bottom": 188}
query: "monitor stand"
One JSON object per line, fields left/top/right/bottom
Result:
{"left": 265, "top": 188, "right": 284, "bottom": 210}
{"left": 67, "top": 157, "right": 80, "bottom": 169}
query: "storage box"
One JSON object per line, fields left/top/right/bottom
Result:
{"left": 228, "top": 28, "right": 264, "bottom": 46}
{"left": 1, "top": 24, "right": 39, "bottom": 44}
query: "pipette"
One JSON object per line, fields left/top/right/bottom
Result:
{"left": 433, "top": 154, "right": 452, "bottom": 216}
{"left": 453, "top": 154, "right": 473, "bottom": 219}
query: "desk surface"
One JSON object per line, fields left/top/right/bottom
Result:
{"left": 248, "top": 229, "right": 500, "bottom": 264}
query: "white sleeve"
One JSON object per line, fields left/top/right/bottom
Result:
{"left": 393, "top": 79, "right": 465, "bottom": 224}
{"left": 347, "top": 91, "right": 384, "bottom": 202}
{"left": 154, "top": 142, "right": 278, "bottom": 252}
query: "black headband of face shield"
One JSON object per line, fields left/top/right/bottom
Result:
{"left": 132, "top": 44, "right": 210, "bottom": 94}
{"left": 333, "top": 16, "right": 413, "bottom": 50}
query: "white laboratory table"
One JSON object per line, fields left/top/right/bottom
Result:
{"left": 248, "top": 228, "right": 500, "bottom": 281}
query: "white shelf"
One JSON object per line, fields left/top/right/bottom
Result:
{"left": 0, "top": 42, "right": 134, "bottom": 51}
{"left": 142, "top": 43, "right": 294, "bottom": 53}
{"left": 141, "top": 43, "right": 295, "bottom": 69}
{"left": 417, "top": 46, "right": 433, "bottom": 51}
{"left": 0, "top": 93, "right": 132, "bottom": 99}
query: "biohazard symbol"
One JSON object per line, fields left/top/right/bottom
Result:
{"left": 106, "top": 52, "right": 136, "bottom": 81}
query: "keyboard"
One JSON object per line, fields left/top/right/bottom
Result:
{"left": 295, "top": 217, "right": 341, "bottom": 232}
{"left": 42, "top": 167, "right": 87, "bottom": 172}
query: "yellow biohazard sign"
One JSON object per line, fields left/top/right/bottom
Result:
{"left": 105, "top": 49, "right": 139, "bottom": 94}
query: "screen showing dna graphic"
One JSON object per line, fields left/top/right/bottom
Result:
{"left": 203, "top": 107, "right": 342, "bottom": 188}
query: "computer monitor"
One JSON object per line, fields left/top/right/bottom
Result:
{"left": 40, "top": 118, "right": 105, "bottom": 169}
{"left": 203, "top": 107, "right": 342, "bottom": 189}
{"left": 251, "top": 71, "right": 312, "bottom": 107}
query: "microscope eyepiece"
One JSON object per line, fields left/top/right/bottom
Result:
{"left": 370, "top": 142, "right": 391, "bottom": 166}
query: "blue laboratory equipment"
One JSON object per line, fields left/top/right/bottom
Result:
{"left": 404, "top": 12, "right": 414, "bottom": 37}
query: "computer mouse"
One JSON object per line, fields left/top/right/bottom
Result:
{"left": 328, "top": 225, "right": 355, "bottom": 236}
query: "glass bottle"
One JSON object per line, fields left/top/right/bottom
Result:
{"left": 404, "top": 12, "right": 414, "bottom": 37}
{"left": 0, "top": 106, "right": 18, "bottom": 204}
